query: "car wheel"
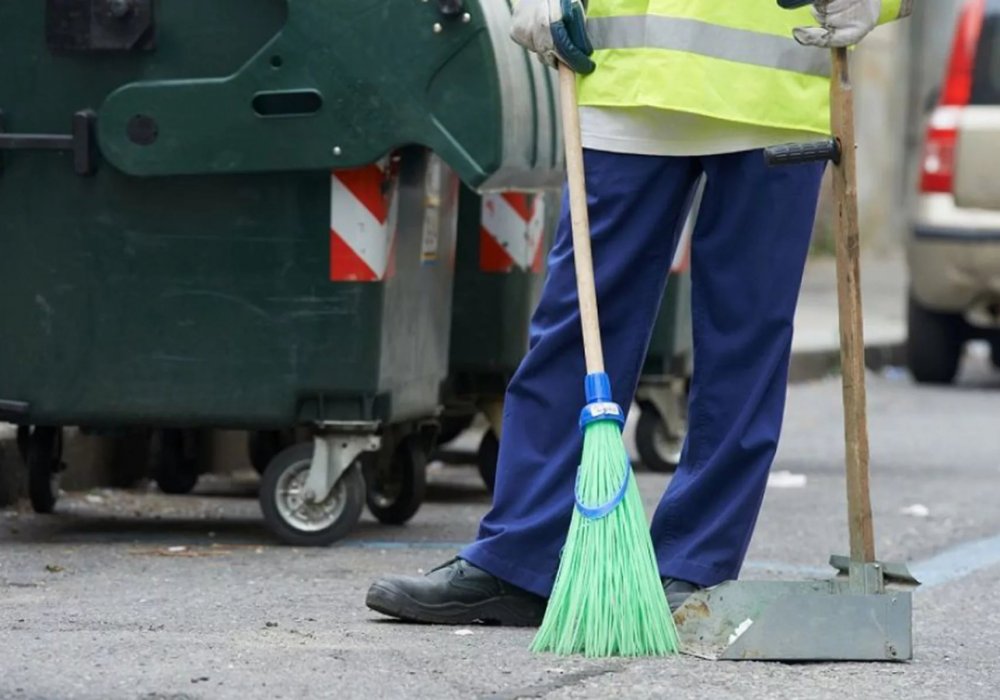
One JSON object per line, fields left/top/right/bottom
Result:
{"left": 906, "top": 294, "right": 964, "bottom": 385}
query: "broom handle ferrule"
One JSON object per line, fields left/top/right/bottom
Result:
{"left": 559, "top": 65, "right": 606, "bottom": 376}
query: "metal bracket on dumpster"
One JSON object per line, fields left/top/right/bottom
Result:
{"left": 436, "top": 0, "right": 466, "bottom": 17}
{"left": 303, "top": 433, "right": 380, "bottom": 505}
{"left": 46, "top": 0, "right": 155, "bottom": 52}
{"left": 635, "top": 377, "right": 687, "bottom": 435}
{"left": 0, "top": 109, "right": 98, "bottom": 176}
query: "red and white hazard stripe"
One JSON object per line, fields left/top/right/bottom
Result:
{"left": 670, "top": 232, "right": 691, "bottom": 274}
{"left": 479, "top": 193, "right": 546, "bottom": 274}
{"left": 670, "top": 179, "right": 704, "bottom": 274}
{"left": 329, "top": 159, "right": 399, "bottom": 282}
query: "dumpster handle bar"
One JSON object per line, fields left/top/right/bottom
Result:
{"left": 0, "top": 109, "right": 98, "bottom": 176}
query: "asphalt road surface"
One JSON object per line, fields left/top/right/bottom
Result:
{"left": 2, "top": 350, "right": 1000, "bottom": 700}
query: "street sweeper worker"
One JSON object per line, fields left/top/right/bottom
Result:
{"left": 366, "top": 0, "right": 913, "bottom": 625}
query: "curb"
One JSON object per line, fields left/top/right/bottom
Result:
{"left": 788, "top": 341, "right": 906, "bottom": 384}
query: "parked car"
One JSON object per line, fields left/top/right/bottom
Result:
{"left": 908, "top": 0, "right": 1000, "bottom": 383}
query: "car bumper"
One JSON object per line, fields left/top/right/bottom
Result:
{"left": 909, "top": 227, "right": 1000, "bottom": 325}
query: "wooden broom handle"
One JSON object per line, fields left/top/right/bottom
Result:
{"left": 830, "top": 47, "right": 876, "bottom": 564}
{"left": 559, "top": 65, "right": 606, "bottom": 376}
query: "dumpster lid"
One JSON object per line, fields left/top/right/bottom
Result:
{"left": 96, "top": 0, "right": 564, "bottom": 191}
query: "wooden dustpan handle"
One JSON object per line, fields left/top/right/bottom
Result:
{"left": 830, "top": 47, "right": 876, "bottom": 564}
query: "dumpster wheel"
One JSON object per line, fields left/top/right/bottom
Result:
{"left": 635, "top": 408, "right": 684, "bottom": 474}
{"left": 248, "top": 430, "right": 294, "bottom": 476}
{"left": 16, "top": 426, "right": 31, "bottom": 464}
{"left": 366, "top": 435, "right": 427, "bottom": 525}
{"left": 26, "top": 427, "right": 65, "bottom": 514}
{"left": 153, "top": 429, "right": 203, "bottom": 495}
{"left": 260, "top": 442, "right": 366, "bottom": 546}
{"left": 476, "top": 429, "right": 499, "bottom": 494}
{"left": 109, "top": 429, "right": 153, "bottom": 489}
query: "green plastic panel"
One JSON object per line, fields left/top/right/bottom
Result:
{"left": 641, "top": 271, "right": 693, "bottom": 378}
{"left": 0, "top": 146, "right": 455, "bottom": 428}
{"left": 446, "top": 187, "right": 558, "bottom": 399}
{"left": 0, "top": 1, "right": 459, "bottom": 428}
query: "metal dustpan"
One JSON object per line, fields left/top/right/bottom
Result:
{"left": 674, "top": 557, "right": 919, "bottom": 661}
{"left": 673, "top": 39, "right": 918, "bottom": 662}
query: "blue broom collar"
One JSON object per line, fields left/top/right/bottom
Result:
{"left": 579, "top": 372, "right": 625, "bottom": 430}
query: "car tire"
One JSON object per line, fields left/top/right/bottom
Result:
{"left": 906, "top": 294, "right": 964, "bottom": 385}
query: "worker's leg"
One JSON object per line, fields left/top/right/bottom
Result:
{"left": 459, "top": 150, "right": 701, "bottom": 597}
{"left": 651, "top": 151, "right": 825, "bottom": 587}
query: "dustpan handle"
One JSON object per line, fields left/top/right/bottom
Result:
{"left": 828, "top": 47, "right": 876, "bottom": 564}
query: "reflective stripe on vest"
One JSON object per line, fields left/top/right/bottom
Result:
{"left": 587, "top": 15, "right": 831, "bottom": 78}
{"left": 577, "top": 2, "right": 832, "bottom": 136}
{"left": 577, "top": 1, "right": 910, "bottom": 136}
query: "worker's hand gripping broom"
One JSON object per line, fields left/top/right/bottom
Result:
{"left": 530, "top": 65, "right": 680, "bottom": 658}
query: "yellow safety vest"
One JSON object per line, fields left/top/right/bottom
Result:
{"left": 578, "top": 0, "right": 910, "bottom": 135}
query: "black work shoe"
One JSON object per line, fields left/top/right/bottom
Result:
{"left": 663, "top": 577, "right": 704, "bottom": 613}
{"left": 366, "top": 558, "right": 548, "bottom": 626}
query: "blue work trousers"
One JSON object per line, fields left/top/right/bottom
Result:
{"left": 460, "top": 149, "right": 824, "bottom": 596}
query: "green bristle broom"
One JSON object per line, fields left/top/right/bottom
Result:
{"left": 530, "top": 66, "right": 680, "bottom": 658}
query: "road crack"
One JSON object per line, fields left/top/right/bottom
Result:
{"left": 482, "top": 664, "right": 626, "bottom": 700}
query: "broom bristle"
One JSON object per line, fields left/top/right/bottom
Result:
{"left": 531, "top": 419, "right": 680, "bottom": 657}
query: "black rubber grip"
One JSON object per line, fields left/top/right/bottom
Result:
{"left": 777, "top": 0, "right": 813, "bottom": 8}
{"left": 764, "top": 139, "right": 841, "bottom": 167}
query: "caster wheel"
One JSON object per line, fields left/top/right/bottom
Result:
{"left": 366, "top": 436, "right": 427, "bottom": 525}
{"left": 109, "top": 429, "right": 153, "bottom": 488}
{"left": 153, "top": 429, "right": 201, "bottom": 495}
{"left": 248, "top": 430, "right": 292, "bottom": 476}
{"left": 259, "top": 442, "right": 366, "bottom": 546}
{"left": 16, "top": 426, "right": 31, "bottom": 464}
{"left": 435, "top": 414, "right": 475, "bottom": 447}
{"left": 635, "top": 408, "right": 683, "bottom": 474}
{"left": 27, "top": 427, "right": 64, "bottom": 514}
{"left": 476, "top": 429, "right": 499, "bottom": 494}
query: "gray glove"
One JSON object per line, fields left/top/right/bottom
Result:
{"left": 793, "top": 0, "right": 881, "bottom": 48}
{"left": 510, "top": 0, "right": 596, "bottom": 74}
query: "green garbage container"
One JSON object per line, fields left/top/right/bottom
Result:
{"left": 437, "top": 187, "right": 559, "bottom": 490}
{"left": 0, "top": 0, "right": 562, "bottom": 543}
{"left": 634, "top": 180, "right": 702, "bottom": 474}
{"left": 636, "top": 272, "right": 693, "bottom": 474}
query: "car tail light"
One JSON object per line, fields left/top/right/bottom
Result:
{"left": 921, "top": 107, "right": 963, "bottom": 193}
{"left": 920, "top": 0, "right": 986, "bottom": 194}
